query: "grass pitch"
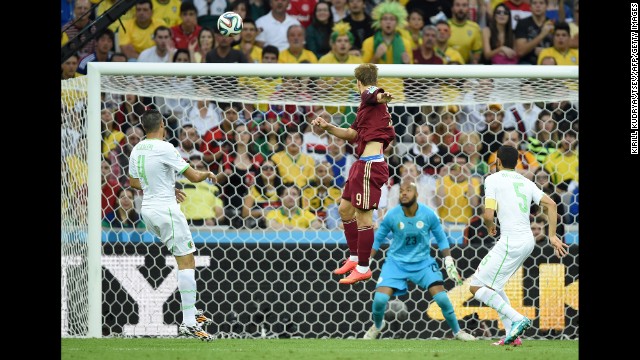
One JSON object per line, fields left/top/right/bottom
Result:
{"left": 62, "top": 338, "right": 578, "bottom": 360}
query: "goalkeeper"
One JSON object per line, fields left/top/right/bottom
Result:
{"left": 363, "top": 180, "right": 476, "bottom": 341}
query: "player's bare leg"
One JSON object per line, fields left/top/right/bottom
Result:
{"left": 334, "top": 199, "right": 358, "bottom": 275}
{"left": 339, "top": 208, "right": 373, "bottom": 284}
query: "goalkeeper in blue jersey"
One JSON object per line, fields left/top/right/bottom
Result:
{"left": 362, "top": 180, "right": 477, "bottom": 341}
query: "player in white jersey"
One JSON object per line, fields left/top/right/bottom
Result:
{"left": 129, "top": 109, "right": 217, "bottom": 341}
{"left": 469, "top": 145, "right": 568, "bottom": 346}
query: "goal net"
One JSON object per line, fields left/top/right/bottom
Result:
{"left": 61, "top": 63, "right": 578, "bottom": 339}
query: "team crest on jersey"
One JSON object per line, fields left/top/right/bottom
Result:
{"left": 398, "top": 222, "right": 404, "bottom": 230}
{"left": 367, "top": 86, "right": 378, "bottom": 94}
{"left": 416, "top": 221, "right": 424, "bottom": 229}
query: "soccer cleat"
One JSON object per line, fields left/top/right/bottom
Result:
{"left": 454, "top": 330, "right": 477, "bottom": 341}
{"left": 362, "top": 321, "right": 386, "bottom": 339}
{"left": 491, "top": 337, "right": 522, "bottom": 346}
{"left": 333, "top": 259, "right": 358, "bottom": 275}
{"left": 195, "top": 309, "right": 213, "bottom": 327}
{"left": 504, "top": 317, "right": 531, "bottom": 345}
{"left": 178, "top": 323, "right": 214, "bottom": 341}
{"left": 339, "top": 268, "right": 372, "bottom": 284}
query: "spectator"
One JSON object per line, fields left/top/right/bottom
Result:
{"left": 487, "top": 128, "right": 540, "bottom": 180}
{"left": 526, "top": 110, "right": 558, "bottom": 163}
{"left": 530, "top": 215, "right": 547, "bottom": 243}
{"left": 405, "top": 8, "right": 426, "bottom": 52}
{"left": 102, "top": 188, "right": 146, "bottom": 229}
{"left": 77, "top": 29, "right": 115, "bottom": 75}
{"left": 271, "top": 132, "right": 316, "bottom": 188}
{"left": 253, "top": 103, "right": 285, "bottom": 158}
{"left": 137, "top": 26, "right": 175, "bottom": 62}
{"left": 403, "top": 122, "right": 447, "bottom": 176}
{"left": 247, "top": 0, "right": 271, "bottom": 20}
{"left": 324, "top": 136, "right": 356, "bottom": 188}
{"left": 479, "top": 104, "right": 507, "bottom": 162}
{"left": 536, "top": 21, "right": 578, "bottom": 65}
{"left": 189, "top": 27, "right": 215, "bottom": 63}
{"left": 193, "top": 0, "right": 228, "bottom": 30}
{"left": 361, "top": 1, "right": 412, "bottom": 65}
{"left": 233, "top": 18, "right": 263, "bottom": 62}
{"left": 200, "top": 102, "right": 241, "bottom": 168}
{"left": 545, "top": 0, "right": 573, "bottom": 22}
{"left": 544, "top": 129, "right": 578, "bottom": 186}
{"left": 502, "top": 0, "right": 532, "bottom": 29}
{"left": 176, "top": 156, "right": 225, "bottom": 226}
{"left": 459, "top": 78, "right": 517, "bottom": 133}
{"left": 383, "top": 139, "right": 404, "bottom": 187}
{"left": 152, "top": 0, "right": 182, "bottom": 27}
{"left": 287, "top": 0, "right": 317, "bottom": 28}
{"left": 171, "top": 1, "right": 202, "bottom": 51}
{"left": 62, "top": 0, "right": 75, "bottom": 27}
{"left": 206, "top": 27, "right": 250, "bottom": 62}
{"left": 507, "top": 81, "right": 543, "bottom": 139}
{"left": 228, "top": 0, "right": 251, "bottom": 44}
{"left": 514, "top": 0, "right": 553, "bottom": 65}
{"left": 101, "top": 108, "right": 126, "bottom": 159}
{"left": 62, "top": 54, "right": 82, "bottom": 80}
{"left": 434, "top": 20, "right": 465, "bottom": 64}
{"left": 111, "top": 53, "right": 129, "bottom": 62}
{"left": 94, "top": 0, "right": 136, "bottom": 33}
{"left": 463, "top": 207, "right": 499, "bottom": 246}
{"left": 278, "top": 24, "right": 319, "bottom": 63}
{"left": 467, "top": 0, "right": 486, "bottom": 25}
{"left": 530, "top": 168, "right": 566, "bottom": 238}
{"left": 172, "top": 48, "right": 192, "bottom": 62}
{"left": 175, "top": 125, "right": 205, "bottom": 161}
{"left": 184, "top": 99, "right": 223, "bottom": 136}
{"left": 242, "top": 160, "right": 284, "bottom": 228}
{"left": 266, "top": 76, "right": 313, "bottom": 132}
{"left": 303, "top": 112, "right": 331, "bottom": 163}
{"left": 435, "top": 155, "right": 481, "bottom": 226}
{"left": 433, "top": 106, "right": 461, "bottom": 156}
{"left": 539, "top": 56, "right": 557, "bottom": 65}
{"left": 482, "top": 3, "right": 518, "bottom": 64}
{"left": 447, "top": 0, "right": 483, "bottom": 64}
{"left": 412, "top": 25, "right": 444, "bottom": 64}
{"left": 267, "top": 184, "right": 323, "bottom": 229}
{"left": 114, "top": 126, "right": 145, "bottom": 187}
{"left": 62, "top": 0, "right": 96, "bottom": 59}
{"left": 302, "top": 162, "right": 343, "bottom": 221}
{"left": 458, "top": 131, "right": 488, "bottom": 177}
{"left": 405, "top": 0, "right": 452, "bottom": 25}
{"left": 101, "top": 159, "right": 121, "bottom": 219}
{"left": 256, "top": 0, "right": 302, "bottom": 51}
{"left": 330, "top": 0, "right": 349, "bottom": 22}
{"left": 567, "top": 0, "right": 578, "bottom": 48}
{"left": 387, "top": 161, "right": 437, "bottom": 210}
{"left": 305, "top": 1, "right": 335, "bottom": 59}
{"left": 342, "top": 0, "right": 374, "bottom": 56}
{"left": 119, "top": 0, "right": 168, "bottom": 60}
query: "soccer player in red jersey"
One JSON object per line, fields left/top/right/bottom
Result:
{"left": 311, "top": 63, "right": 395, "bottom": 285}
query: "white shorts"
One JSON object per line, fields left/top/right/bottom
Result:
{"left": 470, "top": 234, "right": 535, "bottom": 291}
{"left": 141, "top": 203, "right": 195, "bottom": 257}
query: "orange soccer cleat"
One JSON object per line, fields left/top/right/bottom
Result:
{"left": 333, "top": 259, "right": 358, "bottom": 275}
{"left": 338, "top": 268, "right": 372, "bottom": 284}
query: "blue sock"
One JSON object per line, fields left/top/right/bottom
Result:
{"left": 372, "top": 292, "right": 390, "bottom": 329}
{"left": 433, "top": 291, "right": 460, "bottom": 334}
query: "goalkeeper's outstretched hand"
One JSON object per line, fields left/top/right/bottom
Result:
{"left": 444, "top": 256, "right": 464, "bottom": 286}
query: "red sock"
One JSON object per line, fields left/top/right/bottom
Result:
{"left": 357, "top": 226, "right": 374, "bottom": 267}
{"left": 343, "top": 218, "right": 358, "bottom": 257}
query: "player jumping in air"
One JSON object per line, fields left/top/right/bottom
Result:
{"left": 311, "top": 63, "right": 395, "bottom": 285}
{"left": 363, "top": 180, "right": 477, "bottom": 341}
{"left": 129, "top": 109, "right": 217, "bottom": 341}
{"left": 469, "top": 145, "right": 569, "bottom": 346}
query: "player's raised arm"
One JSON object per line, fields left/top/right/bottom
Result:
{"left": 539, "top": 193, "right": 569, "bottom": 257}
{"left": 182, "top": 166, "right": 216, "bottom": 184}
{"left": 310, "top": 115, "right": 357, "bottom": 142}
{"left": 376, "top": 91, "right": 393, "bottom": 103}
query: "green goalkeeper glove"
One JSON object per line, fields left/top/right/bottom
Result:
{"left": 444, "top": 256, "right": 464, "bottom": 286}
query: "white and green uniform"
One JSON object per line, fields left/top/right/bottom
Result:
{"left": 129, "top": 139, "right": 195, "bottom": 256}
{"left": 470, "top": 170, "right": 544, "bottom": 291}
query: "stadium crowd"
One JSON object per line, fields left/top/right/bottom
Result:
{"left": 61, "top": 0, "right": 579, "bottom": 246}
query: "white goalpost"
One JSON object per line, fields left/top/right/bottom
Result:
{"left": 62, "top": 63, "right": 578, "bottom": 339}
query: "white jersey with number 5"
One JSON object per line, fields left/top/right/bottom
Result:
{"left": 129, "top": 139, "right": 190, "bottom": 207}
{"left": 484, "top": 170, "right": 544, "bottom": 237}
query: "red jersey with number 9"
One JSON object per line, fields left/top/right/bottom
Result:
{"left": 350, "top": 86, "right": 395, "bottom": 158}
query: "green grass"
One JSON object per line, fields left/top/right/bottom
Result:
{"left": 62, "top": 338, "right": 578, "bottom": 360}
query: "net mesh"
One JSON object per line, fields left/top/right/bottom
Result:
{"left": 61, "top": 69, "right": 578, "bottom": 339}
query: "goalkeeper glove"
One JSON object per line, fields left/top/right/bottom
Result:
{"left": 444, "top": 256, "right": 463, "bottom": 286}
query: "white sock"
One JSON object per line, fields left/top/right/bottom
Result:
{"left": 474, "top": 287, "right": 523, "bottom": 323}
{"left": 178, "top": 269, "right": 197, "bottom": 326}
{"left": 356, "top": 265, "right": 369, "bottom": 274}
{"left": 495, "top": 289, "right": 512, "bottom": 335}
{"left": 349, "top": 255, "right": 359, "bottom": 262}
